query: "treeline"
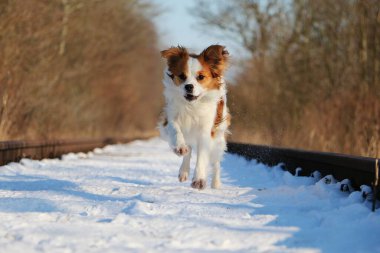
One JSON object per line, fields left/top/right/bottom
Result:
{"left": 1, "top": 0, "right": 378, "bottom": 157}
{"left": 195, "top": 0, "right": 380, "bottom": 157}
{"left": 0, "top": 0, "right": 162, "bottom": 140}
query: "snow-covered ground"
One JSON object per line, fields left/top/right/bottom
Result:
{"left": 0, "top": 138, "right": 379, "bottom": 253}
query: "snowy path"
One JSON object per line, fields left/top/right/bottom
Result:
{"left": 0, "top": 138, "right": 379, "bottom": 253}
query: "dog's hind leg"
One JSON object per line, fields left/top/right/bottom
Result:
{"left": 210, "top": 137, "right": 226, "bottom": 189}
{"left": 211, "top": 161, "right": 221, "bottom": 189}
{"left": 191, "top": 137, "right": 209, "bottom": 190}
{"left": 211, "top": 162, "right": 221, "bottom": 189}
{"left": 179, "top": 146, "right": 191, "bottom": 182}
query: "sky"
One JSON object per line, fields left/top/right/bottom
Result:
{"left": 148, "top": 0, "right": 245, "bottom": 58}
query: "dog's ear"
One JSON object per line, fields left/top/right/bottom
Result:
{"left": 160, "top": 46, "right": 189, "bottom": 73}
{"left": 200, "top": 45, "right": 229, "bottom": 78}
{"left": 161, "top": 46, "right": 188, "bottom": 63}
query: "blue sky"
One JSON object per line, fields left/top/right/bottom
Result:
{"left": 149, "top": 0, "right": 245, "bottom": 58}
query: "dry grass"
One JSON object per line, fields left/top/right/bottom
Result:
{"left": 196, "top": 0, "right": 380, "bottom": 157}
{"left": 1, "top": 0, "right": 379, "bottom": 158}
{"left": 0, "top": 0, "right": 163, "bottom": 141}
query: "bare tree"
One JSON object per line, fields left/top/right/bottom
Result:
{"left": 0, "top": 0, "right": 163, "bottom": 140}
{"left": 193, "top": 0, "right": 380, "bottom": 157}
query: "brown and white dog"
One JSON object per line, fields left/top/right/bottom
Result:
{"left": 158, "top": 45, "right": 231, "bottom": 190}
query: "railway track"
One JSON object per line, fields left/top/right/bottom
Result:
{"left": 0, "top": 138, "right": 130, "bottom": 166}
{"left": 228, "top": 142, "right": 379, "bottom": 211}
{"left": 0, "top": 138, "right": 378, "bottom": 211}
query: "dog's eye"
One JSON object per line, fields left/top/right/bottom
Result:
{"left": 197, "top": 74, "right": 205, "bottom": 81}
{"left": 178, "top": 73, "right": 187, "bottom": 81}
{"left": 167, "top": 72, "right": 174, "bottom": 79}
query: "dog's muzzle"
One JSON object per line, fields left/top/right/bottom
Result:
{"left": 185, "top": 94, "right": 199, "bottom": 101}
{"left": 184, "top": 84, "right": 198, "bottom": 101}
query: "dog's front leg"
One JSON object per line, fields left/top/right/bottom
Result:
{"left": 167, "top": 121, "right": 189, "bottom": 156}
{"left": 178, "top": 146, "right": 191, "bottom": 182}
{"left": 191, "top": 133, "right": 210, "bottom": 190}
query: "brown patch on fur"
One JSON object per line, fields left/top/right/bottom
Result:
{"left": 214, "top": 99, "right": 225, "bottom": 126}
{"left": 211, "top": 98, "right": 226, "bottom": 138}
{"left": 161, "top": 46, "right": 189, "bottom": 86}
{"left": 196, "top": 62, "right": 223, "bottom": 90}
{"left": 191, "top": 45, "right": 229, "bottom": 90}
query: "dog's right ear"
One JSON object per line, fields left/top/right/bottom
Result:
{"left": 161, "top": 46, "right": 188, "bottom": 60}
{"left": 160, "top": 46, "right": 189, "bottom": 74}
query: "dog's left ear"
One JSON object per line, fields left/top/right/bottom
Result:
{"left": 200, "top": 45, "right": 229, "bottom": 78}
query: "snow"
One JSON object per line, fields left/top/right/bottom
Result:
{"left": 0, "top": 138, "right": 379, "bottom": 253}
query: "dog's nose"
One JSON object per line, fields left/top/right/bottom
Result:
{"left": 184, "top": 84, "right": 194, "bottom": 93}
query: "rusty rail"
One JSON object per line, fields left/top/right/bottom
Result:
{"left": 0, "top": 138, "right": 133, "bottom": 166}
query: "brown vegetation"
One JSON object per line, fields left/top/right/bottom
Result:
{"left": 195, "top": 0, "right": 380, "bottom": 157}
{"left": 1, "top": 0, "right": 378, "bottom": 158}
{"left": 0, "top": 0, "right": 162, "bottom": 140}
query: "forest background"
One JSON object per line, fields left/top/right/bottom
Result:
{"left": 0, "top": 0, "right": 379, "bottom": 157}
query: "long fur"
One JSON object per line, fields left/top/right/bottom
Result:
{"left": 158, "top": 45, "right": 230, "bottom": 190}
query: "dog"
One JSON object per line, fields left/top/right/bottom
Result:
{"left": 158, "top": 45, "right": 231, "bottom": 190}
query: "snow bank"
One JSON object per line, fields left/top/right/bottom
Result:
{"left": 0, "top": 138, "right": 379, "bottom": 252}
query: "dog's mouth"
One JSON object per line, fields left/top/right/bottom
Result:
{"left": 184, "top": 94, "right": 199, "bottom": 102}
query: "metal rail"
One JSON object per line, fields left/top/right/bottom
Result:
{"left": 227, "top": 142, "right": 379, "bottom": 207}
{"left": 0, "top": 138, "right": 133, "bottom": 166}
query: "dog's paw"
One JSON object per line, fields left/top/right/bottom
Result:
{"left": 178, "top": 172, "right": 188, "bottom": 182}
{"left": 211, "top": 180, "right": 221, "bottom": 189}
{"left": 191, "top": 179, "right": 206, "bottom": 190}
{"left": 173, "top": 145, "right": 189, "bottom": 156}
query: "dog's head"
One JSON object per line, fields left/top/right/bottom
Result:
{"left": 161, "top": 45, "right": 229, "bottom": 102}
